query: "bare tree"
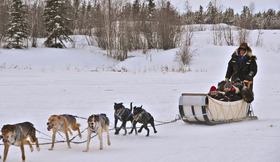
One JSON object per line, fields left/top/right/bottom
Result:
{"left": 223, "top": 25, "right": 234, "bottom": 46}
{"left": 212, "top": 24, "right": 223, "bottom": 46}
{"left": 236, "top": 27, "right": 250, "bottom": 45}
{"left": 255, "top": 29, "right": 263, "bottom": 47}
{"left": 176, "top": 25, "right": 194, "bottom": 67}
{"left": 184, "top": 25, "right": 194, "bottom": 46}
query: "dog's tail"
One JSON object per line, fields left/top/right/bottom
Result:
{"left": 130, "top": 102, "right": 133, "bottom": 111}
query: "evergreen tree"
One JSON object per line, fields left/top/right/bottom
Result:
{"left": 205, "top": 2, "right": 218, "bottom": 24}
{"left": 0, "top": 0, "right": 10, "bottom": 44}
{"left": 147, "top": 0, "right": 156, "bottom": 21}
{"left": 194, "top": 5, "right": 204, "bottom": 24}
{"left": 43, "top": 0, "right": 73, "bottom": 48}
{"left": 223, "top": 8, "right": 235, "bottom": 25}
{"left": 263, "top": 9, "right": 277, "bottom": 29}
{"left": 240, "top": 6, "right": 253, "bottom": 29}
{"left": 6, "top": 0, "right": 29, "bottom": 49}
{"left": 132, "top": 0, "right": 140, "bottom": 20}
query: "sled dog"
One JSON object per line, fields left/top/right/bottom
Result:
{"left": 1, "top": 122, "right": 40, "bottom": 162}
{"left": 47, "top": 114, "right": 82, "bottom": 150}
{"left": 83, "top": 114, "right": 111, "bottom": 152}
{"left": 114, "top": 102, "right": 137, "bottom": 135}
{"left": 130, "top": 106, "right": 157, "bottom": 136}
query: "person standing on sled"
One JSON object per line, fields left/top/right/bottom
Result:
{"left": 225, "top": 43, "right": 257, "bottom": 91}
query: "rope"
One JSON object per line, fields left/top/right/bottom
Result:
{"left": 0, "top": 115, "right": 181, "bottom": 146}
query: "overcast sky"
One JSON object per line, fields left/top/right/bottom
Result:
{"left": 167, "top": 0, "right": 280, "bottom": 13}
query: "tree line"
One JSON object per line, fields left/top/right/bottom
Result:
{"left": 0, "top": 0, "right": 280, "bottom": 60}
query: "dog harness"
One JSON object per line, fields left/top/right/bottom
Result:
{"left": 60, "top": 114, "right": 76, "bottom": 124}
{"left": 10, "top": 126, "right": 32, "bottom": 145}
{"left": 11, "top": 126, "right": 20, "bottom": 145}
{"left": 115, "top": 108, "right": 132, "bottom": 120}
{"left": 59, "top": 114, "right": 77, "bottom": 129}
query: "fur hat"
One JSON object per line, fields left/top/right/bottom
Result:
{"left": 238, "top": 43, "right": 252, "bottom": 57}
{"left": 209, "top": 86, "right": 217, "bottom": 93}
{"left": 224, "top": 82, "right": 233, "bottom": 89}
{"left": 239, "top": 43, "right": 249, "bottom": 50}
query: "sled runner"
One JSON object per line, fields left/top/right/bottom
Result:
{"left": 178, "top": 93, "right": 258, "bottom": 125}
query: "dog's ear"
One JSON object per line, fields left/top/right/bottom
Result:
{"left": 93, "top": 115, "right": 99, "bottom": 122}
{"left": 88, "top": 115, "right": 93, "bottom": 122}
{"left": 57, "top": 116, "right": 61, "bottom": 119}
{"left": 140, "top": 105, "right": 143, "bottom": 108}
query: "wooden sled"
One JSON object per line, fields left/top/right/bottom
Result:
{"left": 178, "top": 93, "right": 258, "bottom": 125}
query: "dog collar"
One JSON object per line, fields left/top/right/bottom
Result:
{"left": 90, "top": 126, "right": 99, "bottom": 133}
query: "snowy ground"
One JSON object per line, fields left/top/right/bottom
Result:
{"left": 0, "top": 27, "right": 280, "bottom": 162}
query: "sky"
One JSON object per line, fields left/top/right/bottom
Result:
{"left": 167, "top": 0, "right": 280, "bottom": 13}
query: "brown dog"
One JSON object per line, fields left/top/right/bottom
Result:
{"left": 1, "top": 122, "right": 40, "bottom": 162}
{"left": 47, "top": 114, "right": 82, "bottom": 150}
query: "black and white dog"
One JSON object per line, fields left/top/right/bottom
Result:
{"left": 114, "top": 102, "right": 137, "bottom": 135}
{"left": 83, "top": 114, "right": 111, "bottom": 152}
{"left": 129, "top": 106, "right": 157, "bottom": 137}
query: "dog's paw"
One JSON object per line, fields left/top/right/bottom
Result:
{"left": 30, "top": 147, "right": 34, "bottom": 152}
{"left": 154, "top": 131, "right": 157, "bottom": 133}
{"left": 83, "top": 149, "right": 88, "bottom": 152}
{"left": 114, "top": 132, "right": 119, "bottom": 135}
{"left": 37, "top": 147, "right": 40, "bottom": 151}
{"left": 48, "top": 148, "right": 53, "bottom": 151}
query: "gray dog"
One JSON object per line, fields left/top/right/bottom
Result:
{"left": 1, "top": 122, "right": 40, "bottom": 162}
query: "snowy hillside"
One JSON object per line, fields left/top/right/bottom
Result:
{"left": 0, "top": 25, "right": 280, "bottom": 162}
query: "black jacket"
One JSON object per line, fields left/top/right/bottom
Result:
{"left": 221, "top": 90, "right": 242, "bottom": 102}
{"left": 226, "top": 50, "right": 257, "bottom": 82}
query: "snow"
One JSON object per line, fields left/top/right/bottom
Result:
{"left": 0, "top": 25, "right": 280, "bottom": 162}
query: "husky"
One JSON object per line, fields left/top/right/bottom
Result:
{"left": 1, "top": 122, "right": 40, "bottom": 162}
{"left": 47, "top": 114, "right": 82, "bottom": 150}
{"left": 114, "top": 102, "right": 137, "bottom": 135}
{"left": 130, "top": 106, "right": 157, "bottom": 137}
{"left": 83, "top": 114, "right": 111, "bottom": 152}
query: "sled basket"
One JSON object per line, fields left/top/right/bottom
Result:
{"left": 178, "top": 93, "right": 257, "bottom": 125}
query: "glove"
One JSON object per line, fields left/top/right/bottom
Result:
{"left": 225, "top": 78, "right": 229, "bottom": 82}
{"left": 243, "top": 80, "right": 249, "bottom": 87}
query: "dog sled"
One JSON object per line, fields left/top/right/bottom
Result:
{"left": 178, "top": 93, "right": 258, "bottom": 125}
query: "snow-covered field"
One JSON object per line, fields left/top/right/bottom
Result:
{"left": 0, "top": 27, "right": 280, "bottom": 162}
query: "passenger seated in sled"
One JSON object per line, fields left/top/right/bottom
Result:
{"left": 207, "top": 86, "right": 223, "bottom": 100}
{"left": 233, "top": 78, "right": 254, "bottom": 103}
{"left": 220, "top": 82, "right": 242, "bottom": 102}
